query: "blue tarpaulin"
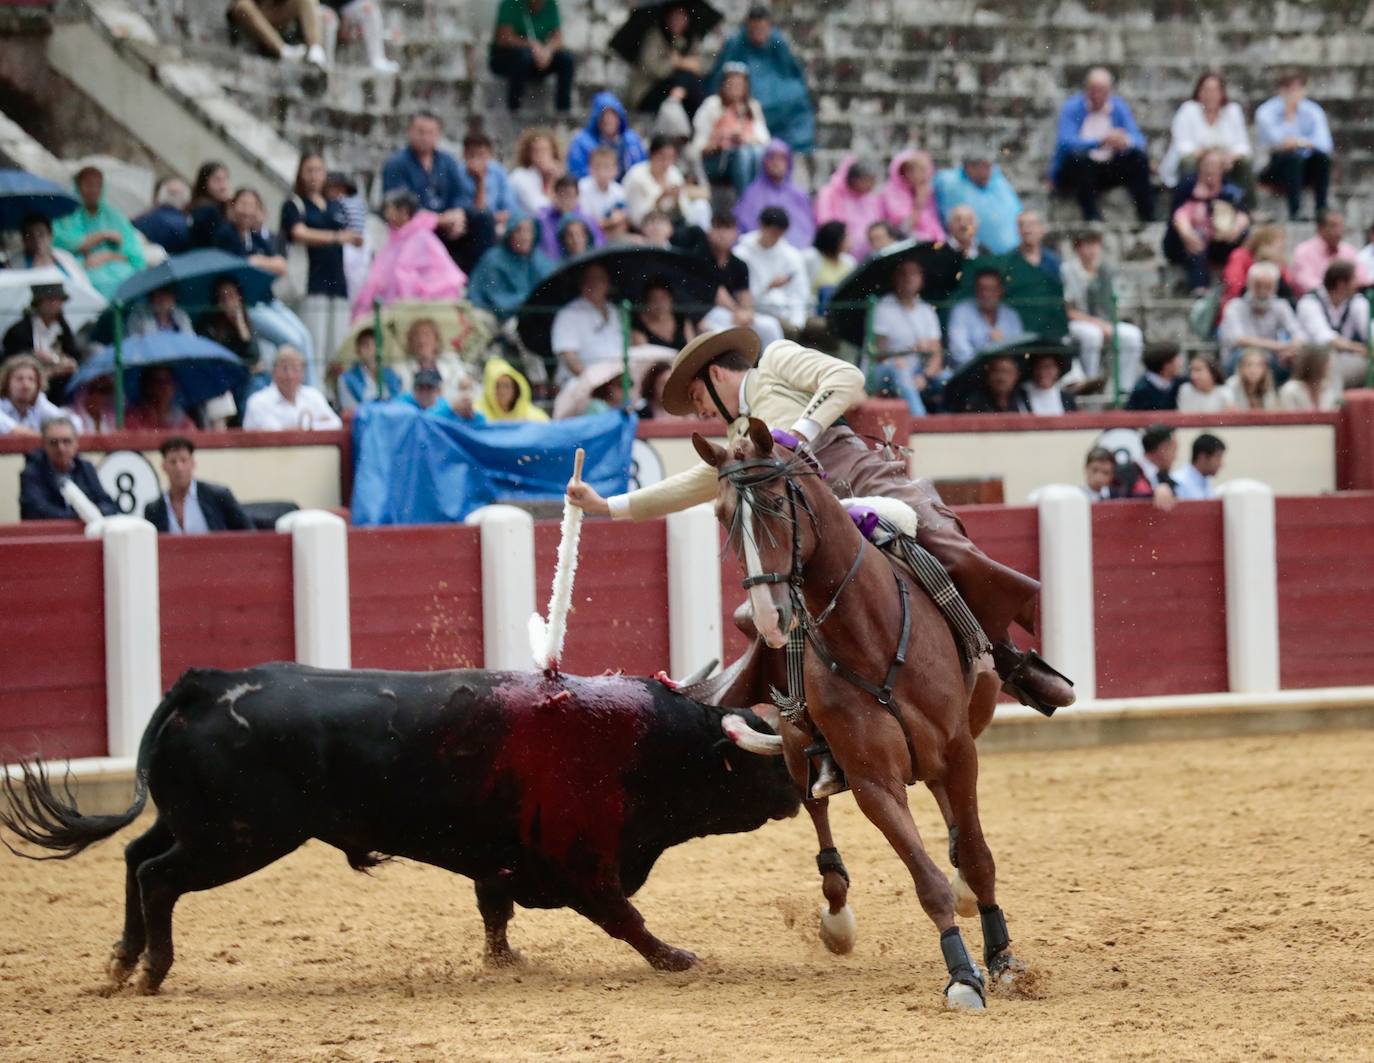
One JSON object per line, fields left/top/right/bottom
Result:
{"left": 351, "top": 402, "right": 638, "bottom": 525}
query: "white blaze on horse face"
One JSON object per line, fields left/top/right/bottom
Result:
{"left": 739, "top": 492, "right": 786, "bottom": 649}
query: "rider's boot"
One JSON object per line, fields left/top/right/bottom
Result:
{"left": 992, "top": 642, "right": 1075, "bottom": 716}
{"left": 807, "top": 741, "right": 847, "bottom": 799}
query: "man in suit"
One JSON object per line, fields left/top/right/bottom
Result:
{"left": 1113, "top": 423, "right": 1179, "bottom": 510}
{"left": 19, "top": 415, "right": 119, "bottom": 520}
{"left": 144, "top": 435, "right": 253, "bottom": 534}
{"left": 566, "top": 328, "right": 1074, "bottom": 734}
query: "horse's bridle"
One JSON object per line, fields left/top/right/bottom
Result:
{"left": 718, "top": 455, "right": 912, "bottom": 709}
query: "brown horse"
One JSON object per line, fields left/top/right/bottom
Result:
{"left": 699, "top": 420, "right": 1018, "bottom": 1011}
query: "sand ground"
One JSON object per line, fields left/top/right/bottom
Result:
{"left": 1, "top": 729, "right": 1372, "bottom": 1062}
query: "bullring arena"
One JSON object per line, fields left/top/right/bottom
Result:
{"left": 2, "top": 731, "right": 1373, "bottom": 1061}
{"left": 7, "top": 0, "right": 1374, "bottom": 1058}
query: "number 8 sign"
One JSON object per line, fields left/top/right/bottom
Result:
{"left": 97, "top": 450, "right": 163, "bottom": 518}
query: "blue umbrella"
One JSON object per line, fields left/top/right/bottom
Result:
{"left": 114, "top": 248, "right": 276, "bottom": 309}
{"left": 66, "top": 332, "right": 247, "bottom": 408}
{"left": 0, "top": 169, "right": 79, "bottom": 231}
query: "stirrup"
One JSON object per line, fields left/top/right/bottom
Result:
{"left": 994, "top": 646, "right": 1072, "bottom": 718}
{"left": 805, "top": 742, "right": 848, "bottom": 799}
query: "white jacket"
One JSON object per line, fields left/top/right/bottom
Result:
{"left": 734, "top": 230, "right": 810, "bottom": 330}
{"left": 1160, "top": 100, "right": 1252, "bottom": 187}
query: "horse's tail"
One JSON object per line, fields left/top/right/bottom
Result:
{"left": 0, "top": 671, "right": 198, "bottom": 860}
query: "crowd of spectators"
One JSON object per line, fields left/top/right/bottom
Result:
{"left": 2, "top": 4, "right": 1372, "bottom": 466}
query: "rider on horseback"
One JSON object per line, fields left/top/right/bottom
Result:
{"left": 566, "top": 328, "right": 1075, "bottom": 786}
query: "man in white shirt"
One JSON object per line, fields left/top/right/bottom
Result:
{"left": 550, "top": 262, "right": 625, "bottom": 384}
{"left": 622, "top": 135, "right": 710, "bottom": 230}
{"left": 1172, "top": 433, "right": 1226, "bottom": 501}
{"left": 1295, "top": 260, "right": 1371, "bottom": 387}
{"left": 1218, "top": 262, "right": 1301, "bottom": 372}
{"left": 733, "top": 206, "right": 810, "bottom": 331}
{"left": 868, "top": 258, "right": 943, "bottom": 414}
{"left": 242, "top": 346, "right": 342, "bottom": 431}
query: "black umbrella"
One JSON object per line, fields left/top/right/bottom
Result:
{"left": 609, "top": 0, "right": 723, "bottom": 64}
{"left": 516, "top": 244, "right": 718, "bottom": 358}
{"left": 825, "top": 239, "right": 965, "bottom": 347}
{"left": 942, "top": 333, "right": 1075, "bottom": 413}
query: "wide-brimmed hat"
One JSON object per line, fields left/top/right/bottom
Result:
{"left": 30, "top": 281, "right": 67, "bottom": 303}
{"left": 661, "top": 327, "right": 760, "bottom": 415}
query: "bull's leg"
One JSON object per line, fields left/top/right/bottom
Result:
{"left": 943, "top": 733, "right": 1022, "bottom": 988}
{"left": 108, "top": 818, "right": 175, "bottom": 987}
{"left": 572, "top": 886, "right": 696, "bottom": 972}
{"left": 135, "top": 838, "right": 298, "bottom": 993}
{"left": 474, "top": 877, "right": 522, "bottom": 967}
{"left": 848, "top": 774, "right": 985, "bottom": 1011}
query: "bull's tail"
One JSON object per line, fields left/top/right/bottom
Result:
{"left": 1, "top": 670, "right": 200, "bottom": 861}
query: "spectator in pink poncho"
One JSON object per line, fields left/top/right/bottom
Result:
{"left": 353, "top": 190, "right": 468, "bottom": 320}
{"left": 881, "top": 149, "right": 945, "bottom": 243}
{"left": 814, "top": 156, "right": 884, "bottom": 258}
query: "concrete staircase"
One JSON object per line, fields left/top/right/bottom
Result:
{"left": 14, "top": 0, "right": 1374, "bottom": 340}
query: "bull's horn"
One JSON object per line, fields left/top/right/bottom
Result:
{"left": 676, "top": 658, "right": 719, "bottom": 687}
{"left": 721, "top": 714, "right": 784, "bottom": 756}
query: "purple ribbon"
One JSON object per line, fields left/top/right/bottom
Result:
{"left": 847, "top": 505, "right": 879, "bottom": 540}
{"left": 770, "top": 428, "right": 801, "bottom": 450}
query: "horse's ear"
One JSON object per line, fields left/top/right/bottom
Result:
{"left": 693, "top": 433, "right": 726, "bottom": 467}
{"left": 747, "top": 417, "right": 773, "bottom": 455}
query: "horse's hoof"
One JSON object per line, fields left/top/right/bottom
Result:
{"left": 951, "top": 869, "right": 979, "bottom": 919}
{"left": 989, "top": 950, "right": 1026, "bottom": 990}
{"left": 818, "top": 903, "right": 856, "bottom": 954}
{"left": 650, "top": 946, "right": 698, "bottom": 972}
{"left": 945, "top": 981, "right": 986, "bottom": 1012}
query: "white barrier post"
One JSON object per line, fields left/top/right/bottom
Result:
{"left": 1220, "top": 479, "right": 1280, "bottom": 693}
{"left": 276, "top": 510, "right": 351, "bottom": 669}
{"left": 97, "top": 516, "right": 162, "bottom": 758}
{"left": 465, "top": 505, "right": 536, "bottom": 670}
{"left": 666, "top": 503, "right": 723, "bottom": 680}
{"left": 1035, "top": 485, "right": 1097, "bottom": 702}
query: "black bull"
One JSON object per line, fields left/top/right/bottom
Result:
{"left": 0, "top": 663, "right": 799, "bottom": 992}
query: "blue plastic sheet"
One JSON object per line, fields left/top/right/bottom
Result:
{"left": 351, "top": 402, "right": 638, "bottom": 525}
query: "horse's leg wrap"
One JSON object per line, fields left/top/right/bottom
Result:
{"left": 940, "top": 926, "right": 985, "bottom": 999}
{"left": 816, "top": 846, "right": 850, "bottom": 886}
{"left": 979, "top": 905, "right": 1012, "bottom": 971}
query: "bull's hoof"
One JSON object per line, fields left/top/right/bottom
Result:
{"left": 818, "top": 903, "right": 856, "bottom": 954}
{"left": 132, "top": 960, "right": 165, "bottom": 996}
{"left": 649, "top": 946, "right": 697, "bottom": 972}
{"left": 106, "top": 945, "right": 136, "bottom": 987}
{"left": 483, "top": 947, "right": 526, "bottom": 969}
{"left": 951, "top": 869, "right": 979, "bottom": 919}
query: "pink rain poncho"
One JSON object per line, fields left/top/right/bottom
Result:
{"left": 880, "top": 149, "right": 946, "bottom": 243}
{"left": 814, "top": 156, "right": 885, "bottom": 258}
{"left": 352, "top": 210, "right": 467, "bottom": 320}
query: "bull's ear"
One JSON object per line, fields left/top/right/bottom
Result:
{"left": 720, "top": 713, "right": 784, "bottom": 756}
{"left": 747, "top": 417, "right": 773, "bottom": 455}
{"left": 693, "top": 432, "right": 726, "bottom": 467}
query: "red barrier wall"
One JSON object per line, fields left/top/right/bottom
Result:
{"left": 349, "top": 525, "right": 483, "bottom": 670}
{"left": 537, "top": 519, "right": 670, "bottom": 676}
{"left": 1091, "top": 502, "right": 1228, "bottom": 698}
{"left": 1276, "top": 494, "right": 1374, "bottom": 689}
{"left": 0, "top": 538, "right": 107, "bottom": 758}
{"left": 159, "top": 533, "right": 295, "bottom": 689}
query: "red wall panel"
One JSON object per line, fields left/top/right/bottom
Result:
{"left": 0, "top": 539, "right": 107, "bottom": 758}
{"left": 536, "top": 519, "right": 670, "bottom": 676}
{"left": 349, "top": 525, "right": 483, "bottom": 670}
{"left": 1092, "top": 502, "right": 1228, "bottom": 698}
{"left": 159, "top": 533, "right": 295, "bottom": 689}
{"left": 1276, "top": 495, "right": 1374, "bottom": 688}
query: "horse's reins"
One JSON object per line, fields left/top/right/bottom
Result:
{"left": 720, "top": 454, "right": 918, "bottom": 778}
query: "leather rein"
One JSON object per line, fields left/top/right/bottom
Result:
{"left": 719, "top": 455, "right": 913, "bottom": 710}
